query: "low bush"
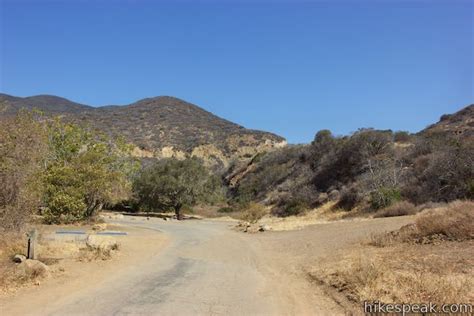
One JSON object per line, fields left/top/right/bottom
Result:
{"left": 370, "top": 187, "right": 401, "bottom": 210}
{"left": 415, "top": 201, "right": 447, "bottom": 212}
{"left": 272, "top": 198, "right": 308, "bottom": 217}
{"left": 336, "top": 187, "right": 362, "bottom": 211}
{"left": 415, "top": 200, "right": 474, "bottom": 241}
{"left": 239, "top": 203, "right": 267, "bottom": 223}
{"left": 370, "top": 201, "right": 474, "bottom": 246}
{"left": 373, "top": 201, "right": 417, "bottom": 218}
{"left": 217, "top": 206, "right": 237, "bottom": 213}
{"left": 393, "top": 131, "right": 411, "bottom": 143}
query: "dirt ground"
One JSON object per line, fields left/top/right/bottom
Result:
{"left": 0, "top": 221, "right": 168, "bottom": 313}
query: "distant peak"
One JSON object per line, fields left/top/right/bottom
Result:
{"left": 136, "top": 95, "right": 187, "bottom": 104}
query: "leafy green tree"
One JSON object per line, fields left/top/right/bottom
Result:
{"left": 43, "top": 121, "right": 137, "bottom": 223}
{"left": 133, "top": 158, "right": 223, "bottom": 220}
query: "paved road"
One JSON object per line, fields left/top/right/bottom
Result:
{"left": 2, "top": 216, "right": 414, "bottom": 315}
{"left": 44, "top": 219, "right": 290, "bottom": 315}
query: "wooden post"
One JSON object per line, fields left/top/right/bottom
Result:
{"left": 27, "top": 229, "right": 38, "bottom": 260}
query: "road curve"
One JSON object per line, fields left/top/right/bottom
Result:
{"left": 1, "top": 215, "right": 414, "bottom": 316}
{"left": 42, "top": 219, "right": 293, "bottom": 315}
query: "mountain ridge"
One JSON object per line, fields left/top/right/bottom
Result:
{"left": 0, "top": 93, "right": 92, "bottom": 114}
{"left": 0, "top": 93, "right": 287, "bottom": 167}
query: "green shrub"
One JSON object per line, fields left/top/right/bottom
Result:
{"left": 370, "top": 187, "right": 401, "bottom": 210}
{"left": 133, "top": 158, "right": 224, "bottom": 219}
{"left": 42, "top": 122, "right": 136, "bottom": 223}
{"left": 43, "top": 191, "right": 87, "bottom": 224}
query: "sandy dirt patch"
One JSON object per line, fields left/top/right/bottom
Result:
{"left": 0, "top": 222, "right": 168, "bottom": 314}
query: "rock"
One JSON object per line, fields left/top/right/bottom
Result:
{"left": 86, "top": 235, "right": 119, "bottom": 252}
{"left": 16, "top": 259, "right": 50, "bottom": 278}
{"left": 163, "top": 217, "right": 168, "bottom": 221}
{"left": 328, "top": 190, "right": 340, "bottom": 201}
{"left": 92, "top": 223, "right": 107, "bottom": 231}
{"left": 259, "top": 224, "right": 271, "bottom": 232}
{"left": 13, "top": 254, "right": 27, "bottom": 263}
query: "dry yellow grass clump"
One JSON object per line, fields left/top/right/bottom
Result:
{"left": 239, "top": 202, "right": 268, "bottom": 224}
{"left": 371, "top": 200, "right": 474, "bottom": 246}
{"left": 0, "top": 233, "right": 29, "bottom": 292}
{"left": 311, "top": 201, "right": 474, "bottom": 306}
{"left": 415, "top": 200, "right": 474, "bottom": 241}
{"left": 312, "top": 243, "right": 473, "bottom": 304}
{"left": 373, "top": 201, "right": 418, "bottom": 218}
{"left": 257, "top": 201, "right": 369, "bottom": 231}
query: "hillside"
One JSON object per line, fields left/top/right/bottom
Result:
{"left": 0, "top": 93, "right": 92, "bottom": 114}
{"left": 422, "top": 104, "right": 474, "bottom": 139}
{"left": 0, "top": 94, "right": 286, "bottom": 166}
{"left": 226, "top": 103, "right": 473, "bottom": 216}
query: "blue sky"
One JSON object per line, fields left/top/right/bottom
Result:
{"left": 1, "top": 0, "right": 472, "bottom": 143}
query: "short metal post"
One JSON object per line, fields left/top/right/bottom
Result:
{"left": 27, "top": 229, "right": 38, "bottom": 260}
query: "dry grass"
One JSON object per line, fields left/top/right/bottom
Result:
{"left": 312, "top": 201, "right": 474, "bottom": 307}
{"left": 190, "top": 204, "right": 242, "bottom": 219}
{"left": 311, "top": 243, "right": 473, "bottom": 304}
{"left": 78, "top": 235, "right": 121, "bottom": 262}
{"left": 415, "top": 200, "right": 474, "bottom": 241}
{"left": 77, "top": 244, "right": 119, "bottom": 262}
{"left": 0, "top": 232, "right": 26, "bottom": 260}
{"left": 239, "top": 203, "right": 268, "bottom": 224}
{"left": 255, "top": 202, "right": 370, "bottom": 231}
{"left": 0, "top": 232, "right": 30, "bottom": 292}
{"left": 369, "top": 200, "right": 474, "bottom": 246}
{"left": 373, "top": 201, "right": 417, "bottom": 218}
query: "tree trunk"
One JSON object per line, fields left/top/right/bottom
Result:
{"left": 175, "top": 204, "right": 183, "bottom": 221}
{"left": 85, "top": 200, "right": 103, "bottom": 219}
